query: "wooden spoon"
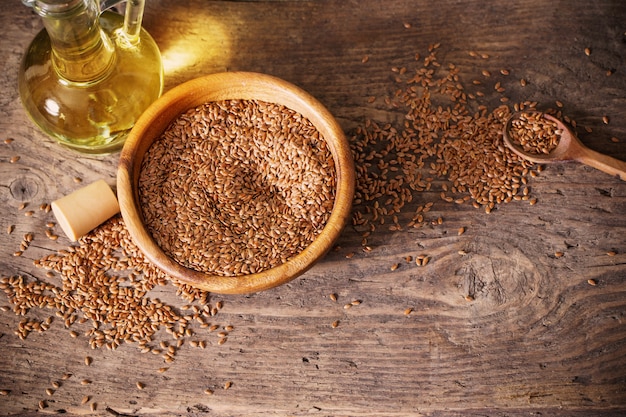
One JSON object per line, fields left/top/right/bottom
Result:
{"left": 503, "top": 111, "right": 626, "bottom": 181}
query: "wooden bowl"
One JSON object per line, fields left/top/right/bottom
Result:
{"left": 117, "top": 72, "right": 355, "bottom": 294}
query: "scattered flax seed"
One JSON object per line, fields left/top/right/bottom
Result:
{"left": 224, "top": 381, "right": 232, "bottom": 390}
{"left": 45, "top": 388, "right": 54, "bottom": 396}
{"left": 529, "top": 198, "right": 538, "bottom": 205}
{"left": 7, "top": 225, "right": 14, "bottom": 234}
{"left": 158, "top": 367, "right": 168, "bottom": 373}
{"left": 607, "top": 251, "right": 617, "bottom": 256}
{"left": 331, "top": 320, "right": 340, "bottom": 328}
{"left": 10, "top": 156, "right": 20, "bottom": 163}
{"left": 136, "top": 382, "right": 145, "bottom": 390}
{"left": 554, "top": 251, "right": 564, "bottom": 258}
{"left": 351, "top": 45, "right": 544, "bottom": 242}
{"left": 584, "top": 47, "right": 591, "bottom": 56}
{"left": 39, "top": 400, "right": 47, "bottom": 409}
{"left": 390, "top": 263, "right": 400, "bottom": 271}
{"left": 361, "top": 55, "right": 369, "bottom": 63}
{"left": 4, "top": 138, "right": 14, "bottom": 144}
{"left": 403, "top": 22, "right": 412, "bottom": 29}
{"left": 81, "top": 395, "right": 90, "bottom": 405}
{"left": 602, "top": 116, "right": 609, "bottom": 124}
{"left": 218, "top": 337, "right": 227, "bottom": 345}
{"left": 61, "top": 373, "right": 72, "bottom": 380}
{"left": 351, "top": 299, "right": 362, "bottom": 306}
{"left": 51, "top": 381, "right": 60, "bottom": 389}
{"left": 204, "top": 389, "right": 214, "bottom": 395}
{"left": 458, "top": 227, "right": 466, "bottom": 236}
{"left": 343, "top": 303, "right": 352, "bottom": 310}
{"left": 555, "top": 100, "right": 564, "bottom": 108}
{"left": 329, "top": 293, "right": 337, "bottom": 302}
{"left": 84, "top": 356, "right": 92, "bottom": 366}
{"left": 2, "top": 215, "right": 213, "bottom": 357}
{"left": 73, "top": 177, "right": 83, "bottom": 183}
{"left": 90, "top": 402, "right": 97, "bottom": 412}
{"left": 587, "top": 279, "right": 597, "bottom": 286}
{"left": 520, "top": 78, "right": 527, "bottom": 86}
{"left": 465, "top": 295, "right": 475, "bottom": 302}
{"left": 500, "top": 69, "right": 510, "bottom": 75}
{"left": 345, "top": 252, "right": 355, "bottom": 259}
{"left": 0, "top": 389, "right": 9, "bottom": 396}
{"left": 24, "top": 210, "right": 34, "bottom": 217}
{"left": 481, "top": 70, "right": 491, "bottom": 77}
{"left": 610, "top": 137, "right": 620, "bottom": 143}
{"left": 18, "top": 202, "right": 27, "bottom": 210}
{"left": 404, "top": 308, "right": 413, "bottom": 316}
{"left": 416, "top": 255, "right": 430, "bottom": 267}
{"left": 81, "top": 379, "right": 91, "bottom": 385}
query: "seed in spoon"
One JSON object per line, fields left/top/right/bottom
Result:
{"left": 507, "top": 112, "right": 561, "bottom": 155}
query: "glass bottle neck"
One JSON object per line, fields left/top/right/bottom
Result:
{"left": 35, "top": 0, "right": 115, "bottom": 84}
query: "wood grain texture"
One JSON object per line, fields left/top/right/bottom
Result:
{"left": 1, "top": 0, "right": 626, "bottom": 416}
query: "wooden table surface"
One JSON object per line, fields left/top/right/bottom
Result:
{"left": 1, "top": 0, "right": 626, "bottom": 416}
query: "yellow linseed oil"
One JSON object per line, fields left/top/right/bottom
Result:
{"left": 19, "top": 11, "right": 163, "bottom": 154}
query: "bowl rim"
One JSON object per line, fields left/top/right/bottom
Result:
{"left": 117, "top": 71, "right": 355, "bottom": 294}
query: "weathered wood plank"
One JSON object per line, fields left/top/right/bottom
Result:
{"left": 1, "top": 0, "right": 625, "bottom": 415}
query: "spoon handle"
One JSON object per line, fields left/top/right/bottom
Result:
{"left": 576, "top": 147, "right": 626, "bottom": 181}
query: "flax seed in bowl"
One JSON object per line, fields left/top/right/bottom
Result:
{"left": 117, "top": 72, "right": 355, "bottom": 294}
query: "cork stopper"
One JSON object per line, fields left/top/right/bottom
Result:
{"left": 51, "top": 179, "right": 120, "bottom": 241}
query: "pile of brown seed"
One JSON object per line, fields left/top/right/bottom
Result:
{"left": 351, "top": 43, "right": 540, "bottom": 233}
{"left": 138, "top": 99, "right": 336, "bottom": 277}
{"left": 508, "top": 111, "right": 561, "bottom": 155}
{"left": 1, "top": 216, "right": 229, "bottom": 361}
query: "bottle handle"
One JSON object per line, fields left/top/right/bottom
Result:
{"left": 101, "top": 0, "right": 145, "bottom": 44}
